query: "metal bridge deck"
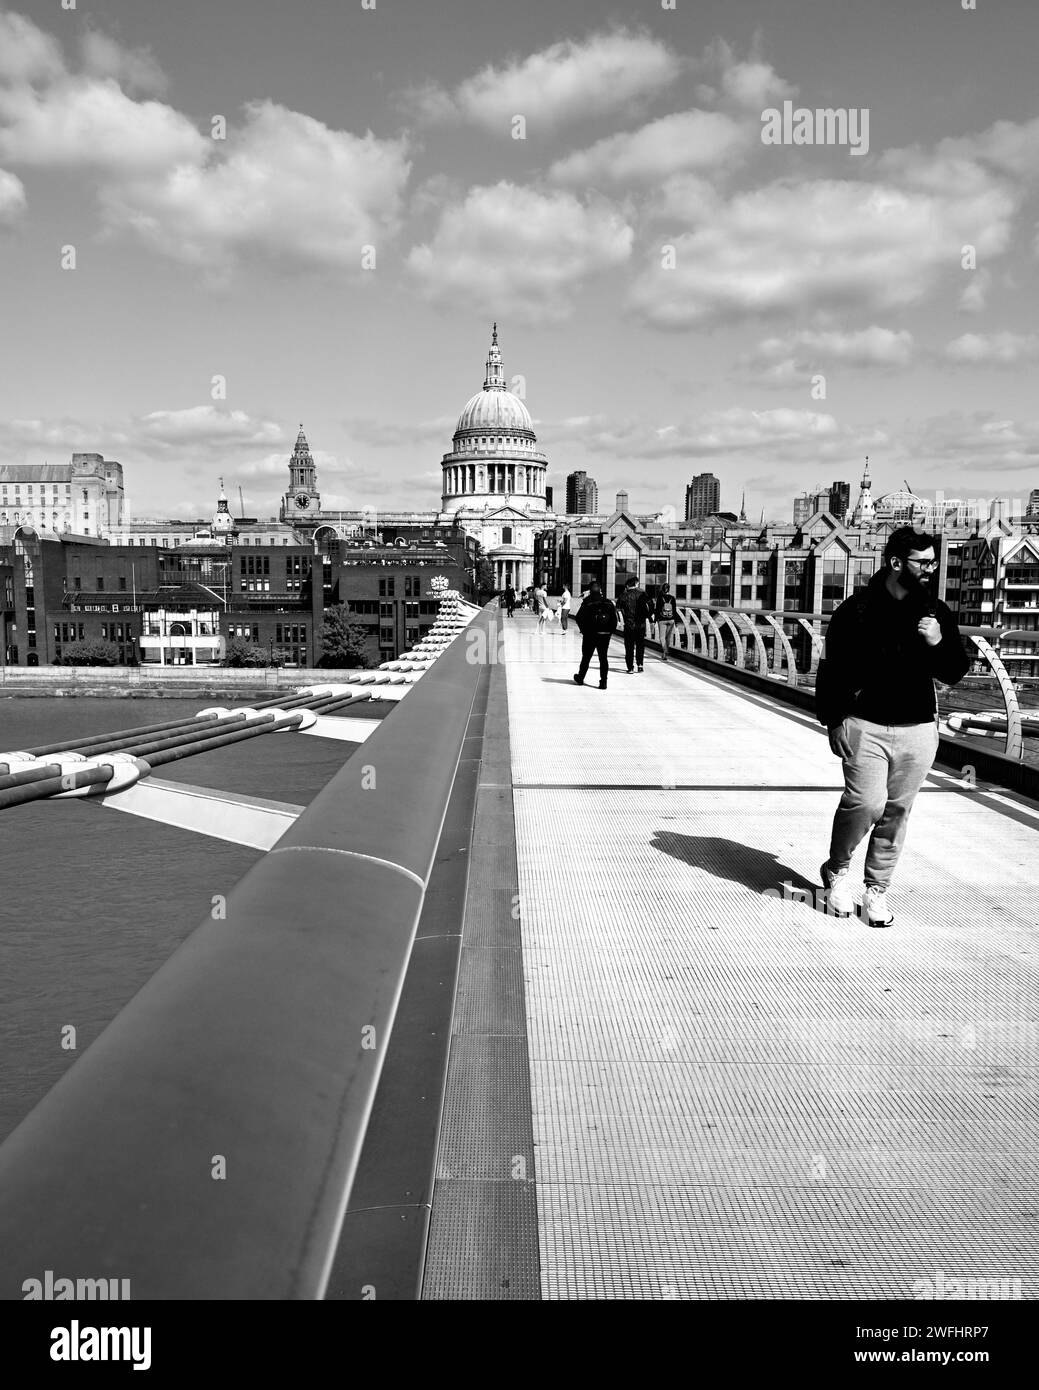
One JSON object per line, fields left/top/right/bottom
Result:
{"left": 501, "top": 612, "right": 1038, "bottom": 1300}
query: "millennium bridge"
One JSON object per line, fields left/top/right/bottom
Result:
{"left": 0, "top": 591, "right": 1036, "bottom": 1300}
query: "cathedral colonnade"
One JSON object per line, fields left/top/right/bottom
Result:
{"left": 445, "top": 462, "right": 545, "bottom": 499}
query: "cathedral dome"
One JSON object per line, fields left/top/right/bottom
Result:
{"left": 452, "top": 324, "right": 536, "bottom": 444}
{"left": 455, "top": 388, "right": 534, "bottom": 437}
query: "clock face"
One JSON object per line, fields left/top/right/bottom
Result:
{"left": 294, "top": 494, "right": 310, "bottom": 509}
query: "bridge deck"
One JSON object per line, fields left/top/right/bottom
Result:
{"left": 502, "top": 612, "right": 1038, "bottom": 1299}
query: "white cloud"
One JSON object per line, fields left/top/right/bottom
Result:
{"left": 407, "top": 182, "right": 632, "bottom": 322}
{"left": 0, "top": 12, "right": 199, "bottom": 173}
{"left": 0, "top": 166, "right": 25, "bottom": 222}
{"left": 745, "top": 326, "right": 914, "bottom": 382}
{"left": 100, "top": 102, "right": 411, "bottom": 271}
{"left": 409, "top": 28, "right": 682, "bottom": 133}
{"left": 907, "top": 412, "right": 1039, "bottom": 474}
{"left": 700, "top": 39, "right": 798, "bottom": 111}
{"left": 629, "top": 174, "right": 1016, "bottom": 327}
{"left": 944, "top": 332, "right": 1039, "bottom": 366}
{"left": 0, "top": 77, "right": 207, "bottom": 172}
{"left": 346, "top": 416, "right": 457, "bottom": 449}
{"left": 928, "top": 115, "right": 1039, "bottom": 182}
{"left": 0, "top": 11, "right": 65, "bottom": 85}
{"left": 80, "top": 30, "right": 168, "bottom": 97}
{"left": 549, "top": 110, "right": 751, "bottom": 187}
{"left": 135, "top": 407, "right": 286, "bottom": 450}
{"left": 958, "top": 266, "right": 991, "bottom": 314}
{"left": 0, "top": 15, "right": 409, "bottom": 272}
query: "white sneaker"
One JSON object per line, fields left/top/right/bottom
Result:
{"left": 821, "top": 861, "right": 855, "bottom": 916}
{"left": 864, "top": 885, "right": 894, "bottom": 928}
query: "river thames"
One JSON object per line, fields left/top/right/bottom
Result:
{"left": 0, "top": 697, "right": 367, "bottom": 1144}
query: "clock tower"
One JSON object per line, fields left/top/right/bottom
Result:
{"left": 281, "top": 424, "right": 321, "bottom": 520}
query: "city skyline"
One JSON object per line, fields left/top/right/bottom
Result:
{"left": 2, "top": 1, "right": 1039, "bottom": 522}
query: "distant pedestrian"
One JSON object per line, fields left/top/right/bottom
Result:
{"left": 655, "top": 584, "right": 679, "bottom": 660}
{"left": 617, "top": 575, "right": 652, "bottom": 673}
{"left": 533, "top": 582, "right": 548, "bottom": 621}
{"left": 573, "top": 579, "right": 618, "bottom": 689}
{"left": 503, "top": 583, "right": 516, "bottom": 617}
{"left": 816, "top": 527, "right": 970, "bottom": 927}
{"left": 559, "top": 586, "right": 572, "bottom": 632}
{"left": 531, "top": 584, "right": 543, "bottom": 616}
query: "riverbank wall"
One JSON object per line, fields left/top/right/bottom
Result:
{"left": 0, "top": 665, "right": 374, "bottom": 699}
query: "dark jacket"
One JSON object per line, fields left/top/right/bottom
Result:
{"left": 815, "top": 570, "right": 970, "bottom": 729}
{"left": 655, "top": 592, "right": 679, "bottom": 623}
{"left": 576, "top": 593, "right": 618, "bottom": 636}
{"left": 617, "top": 586, "right": 652, "bottom": 628}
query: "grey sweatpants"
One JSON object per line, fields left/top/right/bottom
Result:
{"left": 828, "top": 716, "right": 939, "bottom": 890}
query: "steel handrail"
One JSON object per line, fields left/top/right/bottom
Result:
{"left": 0, "top": 606, "right": 493, "bottom": 1299}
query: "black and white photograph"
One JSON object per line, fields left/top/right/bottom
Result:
{"left": 0, "top": 0, "right": 1035, "bottom": 1359}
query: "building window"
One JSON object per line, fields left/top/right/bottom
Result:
{"left": 97, "top": 577, "right": 105, "bottom": 590}
{"left": 73, "top": 577, "right": 81, "bottom": 590}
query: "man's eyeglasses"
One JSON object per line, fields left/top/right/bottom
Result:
{"left": 906, "top": 557, "right": 939, "bottom": 571}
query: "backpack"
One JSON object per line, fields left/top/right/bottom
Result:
{"left": 582, "top": 597, "right": 614, "bottom": 632}
{"left": 659, "top": 594, "right": 677, "bottom": 621}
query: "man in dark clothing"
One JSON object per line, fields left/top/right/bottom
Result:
{"left": 617, "top": 575, "right": 653, "bottom": 672}
{"left": 573, "top": 579, "right": 618, "bottom": 689}
{"left": 815, "top": 527, "right": 970, "bottom": 927}
{"left": 503, "top": 584, "right": 516, "bottom": 617}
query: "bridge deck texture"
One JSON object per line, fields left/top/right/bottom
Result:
{"left": 501, "top": 611, "right": 1039, "bottom": 1299}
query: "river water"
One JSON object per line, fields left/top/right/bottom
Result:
{"left": 0, "top": 697, "right": 369, "bottom": 1144}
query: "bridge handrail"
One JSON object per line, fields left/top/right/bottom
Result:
{"left": 0, "top": 605, "right": 494, "bottom": 1300}
{"left": 664, "top": 604, "right": 1023, "bottom": 761}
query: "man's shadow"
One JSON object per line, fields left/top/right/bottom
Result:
{"left": 650, "top": 831, "right": 819, "bottom": 899}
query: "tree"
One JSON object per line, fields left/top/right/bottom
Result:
{"left": 473, "top": 542, "right": 496, "bottom": 601}
{"left": 223, "top": 638, "right": 269, "bottom": 667}
{"left": 60, "top": 639, "right": 121, "bottom": 666}
{"left": 318, "top": 605, "right": 373, "bottom": 669}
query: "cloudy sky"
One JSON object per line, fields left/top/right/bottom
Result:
{"left": 0, "top": 0, "right": 1037, "bottom": 521}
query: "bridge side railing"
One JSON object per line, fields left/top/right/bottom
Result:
{"left": 0, "top": 604, "right": 495, "bottom": 1300}
{"left": 650, "top": 603, "right": 1027, "bottom": 763}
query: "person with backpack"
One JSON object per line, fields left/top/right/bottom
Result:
{"left": 573, "top": 579, "right": 618, "bottom": 689}
{"left": 617, "top": 575, "right": 652, "bottom": 673}
{"left": 655, "top": 584, "right": 679, "bottom": 661}
{"left": 815, "top": 527, "right": 970, "bottom": 927}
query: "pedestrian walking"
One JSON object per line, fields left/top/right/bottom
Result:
{"left": 573, "top": 579, "right": 618, "bottom": 689}
{"left": 531, "top": 584, "right": 542, "bottom": 616}
{"left": 503, "top": 583, "right": 516, "bottom": 617}
{"left": 559, "top": 586, "right": 572, "bottom": 632}
{"left": 655, "top": 584, "right": 679, "bottom": 660}
{"left": 617, "top": 575, "right": 652, "bottom": 673}
{"left": 816, "top": 527, "right": 969, "bottom": 927}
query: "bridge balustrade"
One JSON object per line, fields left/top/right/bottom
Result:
{"left": 654, "top": 603, "right": 1027, "bottom": 763}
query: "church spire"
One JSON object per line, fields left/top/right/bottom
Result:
{"left": 484, "top": 322, "right": 506, "bottom": 390}
{"left": 851, "top": 455, "right": 875, "bottom": 525}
